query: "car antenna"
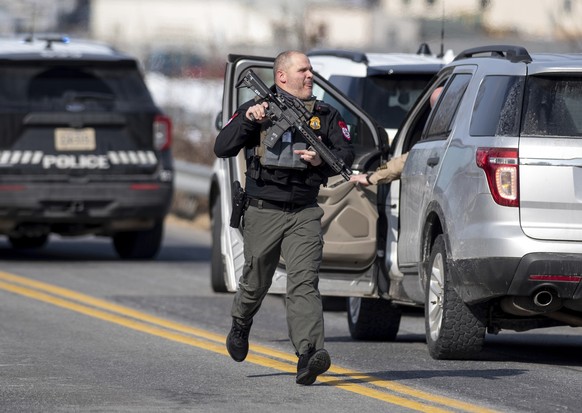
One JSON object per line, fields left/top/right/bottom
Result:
{"left": 439, "top": 0, "right": 445, "bottom": 58}
{"left": 25, "top": 2, "right": 37, "bottom": 43}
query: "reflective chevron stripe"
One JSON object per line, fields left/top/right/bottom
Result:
{"left": 106, "top": 151, "right": 158, "bottom": 165}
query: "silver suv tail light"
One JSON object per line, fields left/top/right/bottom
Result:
{"left": 476, "top": 147, "right": 519, "bottom": 207}
{"left": 153, "top": 115, "right": 172, "bottom": 151}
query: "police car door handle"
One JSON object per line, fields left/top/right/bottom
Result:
{"left": 427, "top": 157, "right": 440, "bottom": 167}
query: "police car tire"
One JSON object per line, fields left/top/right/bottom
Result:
{"left": 347, "top": 297, "right": 401, "bottom": 341}
{"left": 210, "top": 197, "right": 228, "bottom": 293}
{"left": 112, "top": 219, "right": 164, "bottom": 260}
{"left": 9, "top": 234, "right": 49, "bottom": 249}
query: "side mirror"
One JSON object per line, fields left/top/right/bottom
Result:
{"left": 214, "top": 111, "right": 223, "bottom": 131}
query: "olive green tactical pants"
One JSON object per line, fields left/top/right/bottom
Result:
{"left": 231, "top": 203, "right": 325, "bottom": 355}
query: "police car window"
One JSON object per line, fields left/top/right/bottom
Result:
{"left": 1, "top": 64, "right": 155, "bottom": 112}
{"left": 329, "top": 74, "right": 433, "bottom": 130}
{"left": 363, "top": 75, "right": 433, "bottom": 130}
{"left": 425, "top": 74, "right": 471, "bottom": 140}
{"left": 327, "top": 76, "right": 365, "bottom": 107}
{"left": 470, "top": 75, "right": 524, "bottom": 136}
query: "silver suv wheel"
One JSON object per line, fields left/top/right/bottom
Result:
{"left": 427, "top": 249, "right": 444, "bottom": 341}
{"left": 424, "top": 235, "right": 486, "bottom": 359}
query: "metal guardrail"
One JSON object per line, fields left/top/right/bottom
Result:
{"left": 174, "top": 160, "right": 212, "bottom": 196}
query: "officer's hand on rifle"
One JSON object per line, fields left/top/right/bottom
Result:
{"left": 294, "top": 145, "right": 322, "bottom": 167}
{"left": 246, "top": 102, "right": 269, "bottom": 122}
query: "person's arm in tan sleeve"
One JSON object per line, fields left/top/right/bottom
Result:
{"left": 351, "top": 153, "right": 408, "bottom": 186}
{"left": 369, "top": 152, "right": 408, "bottom": 184}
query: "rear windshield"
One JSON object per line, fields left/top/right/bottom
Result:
{"left": 521, "top": 75, "right": 582, "bottom": 136}
{"left": 328, "top": 74, "right": 433, "bottom": 129}
{"left": 0, "top": 62, "right": 156, "bottom": 112}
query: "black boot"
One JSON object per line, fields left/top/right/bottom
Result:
{"left": 296, "top": 348, "right": 331, "bottom": 385}
{"left": 226, "top": 318, "right": 252, "bottom": 362}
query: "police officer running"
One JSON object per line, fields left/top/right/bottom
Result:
{"left": 214, "top": 50, "right": 354, "bottom": 385}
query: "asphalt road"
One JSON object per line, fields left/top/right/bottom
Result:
{"left": 0, "top": 217, "right": 581, "bottom": 412}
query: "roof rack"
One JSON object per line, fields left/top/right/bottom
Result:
{"left": 454, "top": 45, "right": 532, "bottom": 64}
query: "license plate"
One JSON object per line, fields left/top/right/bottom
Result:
{"left": 54, "top": 128, "right": 96, "bottom": 151}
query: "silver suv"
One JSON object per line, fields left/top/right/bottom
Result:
{"left": 391, "top": 45, "right": 582, "bottom": 359}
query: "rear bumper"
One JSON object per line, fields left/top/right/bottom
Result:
{"left": 508, "top": 253, "right": 582, "bottom": 299}
{"left": 0, "top": 181, "right": 173, "bottom": 233}
{"left": 449, "top": 253, "right": 582, "bottom": 304}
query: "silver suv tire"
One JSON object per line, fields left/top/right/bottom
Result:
{"left": 424, "top": 235, "right": 486, "bottom": 359}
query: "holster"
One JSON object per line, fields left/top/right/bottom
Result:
{"left": 229, "top": 180, "right": 247, "bottom": 228}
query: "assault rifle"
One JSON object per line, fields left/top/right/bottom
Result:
{"left": 236, "top": 69, "right": 352, "bottom": 181}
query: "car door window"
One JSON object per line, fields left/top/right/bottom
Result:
{"left": 236, "top": 67, "right": 273, "bottom": 104}
{"left": 312, "top": 83, "right": 377, "bottom": 155}
{"left": 424, "top": 74, "right": 471, "bottom": 140}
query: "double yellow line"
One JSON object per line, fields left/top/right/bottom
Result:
{"left": 0, "top": 271, "right": 497, "bottom": 413}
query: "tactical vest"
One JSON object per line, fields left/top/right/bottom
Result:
{"left": 255, "top": 98, "right": 317, "bottom": 170}
{"left": 246, "top": 98, "right": 327, "bottom": 188}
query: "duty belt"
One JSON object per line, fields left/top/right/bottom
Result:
{"left": 247, "top": 198, "right": 314, "bottom": 212}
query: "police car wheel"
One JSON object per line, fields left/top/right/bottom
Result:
{"left": 210, "top": 196, "right": 227, "bottom": 292}
{"left": 112, "top": 219, "right": 163, "bottom": 260}
{"left": 9, "top": 234, "right": 49, "bottom": 249}
{"left": 347, "top": 297, "right": 401, "bottom": 341}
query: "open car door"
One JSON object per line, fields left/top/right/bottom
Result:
{"left": 213, "top": 54, "right": 388, "bottom": 297}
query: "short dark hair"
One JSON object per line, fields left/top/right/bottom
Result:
{"left": 273, "top": 50, "right": 301, "bottom": 78}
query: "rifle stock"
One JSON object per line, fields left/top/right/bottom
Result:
{"left": 237, "top": 69, "right": 352, "bottom": 181}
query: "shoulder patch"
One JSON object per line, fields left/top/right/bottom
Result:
{"left": 338, "top": 120, "right": 351, "bottom": 141}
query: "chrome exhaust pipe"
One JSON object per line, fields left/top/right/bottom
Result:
{"left": 499, "top": 290, "right": 582, "bottom": 326}
{"left": 533, "top": 290, "right": 554, "bottom": 307}
{"left": 501, "top": 289, "right": 562, "bottom": 316}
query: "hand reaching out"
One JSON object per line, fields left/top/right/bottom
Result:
{"left": 350, "top": 173, "right": 371, "bottom": 186}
